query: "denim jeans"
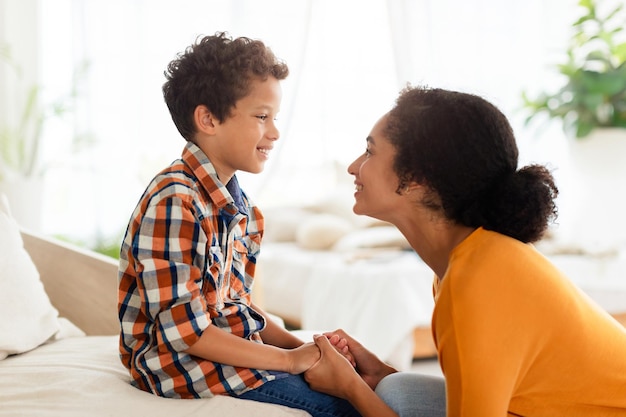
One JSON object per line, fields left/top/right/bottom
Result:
{"left": 375, "top": 372, "right": 446, "bottom": 417}
{"left": 233, "top": 374, "right": 360, "bottom": 417}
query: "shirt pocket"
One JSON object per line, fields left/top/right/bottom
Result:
{"left": 205, "top": 245, "right": 224, "bottom": 310}
{"left": 230, "top": 234, "right": 261, "bottom": 297}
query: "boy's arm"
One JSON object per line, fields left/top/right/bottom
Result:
{"left": 252, "top": 302, "right": 304, "bottom": 349}
{"left": 184, "top": 324, "right": 318, "bottom": 374}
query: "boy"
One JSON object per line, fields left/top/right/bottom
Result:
{"left": 117, "top": 33, "right": 358, "bottom": 416}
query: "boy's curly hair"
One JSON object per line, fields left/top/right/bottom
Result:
{"left": 163, "top": 32, "right": 289, "bottom": 141}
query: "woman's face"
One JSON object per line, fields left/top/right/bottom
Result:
{"left": 347, "top": 114, "right": 405, "bottom": 222}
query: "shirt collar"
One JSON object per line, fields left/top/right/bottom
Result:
{"left": 181, "top": 141, "right": 249, "bottom": 215}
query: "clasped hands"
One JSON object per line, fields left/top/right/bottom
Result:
{"left": 289, "top": 329, "right": 396, "bottom": 400}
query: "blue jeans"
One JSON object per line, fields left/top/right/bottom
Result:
{"left": 233, "top": 374, "right": 360, "bottom": 417}
{"left": 375, "top": 372, "right": 446, "bottom": 417}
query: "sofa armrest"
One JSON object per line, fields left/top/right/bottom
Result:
{"left": 21, "top": 230, "right": 120, "bottom": 336}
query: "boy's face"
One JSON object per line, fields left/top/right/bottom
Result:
{"left": 200, "top": 76, "right": 282, "bottom": 183}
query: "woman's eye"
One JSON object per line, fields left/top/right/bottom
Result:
{"left": 256, "top": 115, "right": 268, "bottom": 121}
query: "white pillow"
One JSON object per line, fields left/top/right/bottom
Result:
{"left": 0, "top": 194, "right": 61, "bottom": 360}
{"left": 295, "top": 213, "right": 354, "bottom": 250}
{"left": 262, "top": 206, "right": 314, "bottom": 242}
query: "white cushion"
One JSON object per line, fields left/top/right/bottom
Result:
{"left": 295, "top": 213, "right": 354, "bottom": 250}
{"left": 262, "top": 206, "right": 314, "bottom": 242}
{"left": 0, "top": 194, "right": 61, "bottom": 359}
{"left": 332, "top": 226, "right": 411, "bottom": 251}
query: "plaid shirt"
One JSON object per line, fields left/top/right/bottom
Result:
{"left": 118, "top": 142, "right": 283, "bottom": 398}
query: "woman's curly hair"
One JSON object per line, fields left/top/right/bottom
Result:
{"left": 162, "top": 32, "right": 289, "bottom": 141}
{"left": 385, "top": 86, "right": 558, "bottom": 243}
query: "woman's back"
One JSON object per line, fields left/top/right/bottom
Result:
{"left": 433, "top": 227, "right": 626, "bottom": 416}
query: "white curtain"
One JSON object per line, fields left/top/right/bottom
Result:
{"left": 37, "top": 0, "right": 579, "bottom": 243}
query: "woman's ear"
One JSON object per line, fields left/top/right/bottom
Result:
{"left": 193, "top": 105, "right": 217, "bottom": 135}
{"left": 399, "top": 181, "right": 422, "bottom": 196}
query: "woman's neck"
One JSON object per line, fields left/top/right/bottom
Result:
{"left": 395, "top": 217, "right": 476, "bottom": 279}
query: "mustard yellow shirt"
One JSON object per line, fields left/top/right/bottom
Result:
{"left": 433, "top": 227, "right": 626, "bottom": 416}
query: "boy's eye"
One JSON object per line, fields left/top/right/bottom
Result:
{"left": 256, "top": 115, "right": 268, "bottom": 121}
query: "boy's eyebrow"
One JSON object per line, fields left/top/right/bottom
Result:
{"left": 366, "top": 136, "right": 374, "bottom": 144}
{"left": 253, "top": 104, "right": 279, "bottom": 112}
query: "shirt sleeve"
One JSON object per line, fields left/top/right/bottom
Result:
{"left": 133, "top": 196, "right": 211, "bottom": 353}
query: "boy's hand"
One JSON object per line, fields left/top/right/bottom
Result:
{"left": 323, "top": 329, "right": 396, "bottom": 390}
{"left": 304, "top": 334, "right": 361, "bottom": 399}
{"left": 327, "top": 333, "right": 356, "bottom": 367}
{"left": 286, "top": 342, "right": 321, "bottom": 374}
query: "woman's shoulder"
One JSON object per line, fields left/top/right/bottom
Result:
{"left": 451, "top": 228, "right": 538, "bottom": 271}
{"left": 443, "top": 228, "right": 559, "bottom": 302}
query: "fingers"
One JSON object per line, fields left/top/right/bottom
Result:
{"left": 324, "top": 329, "right": 362, "bottom": 349}
{"left": 320, "top": 332, "right": 356, "bottom": 367}
{"left": 323, "top": 329, "right": 349, "bottom": 340}
{"left": 313, "top": 333, "right": 334, "bottom": 352}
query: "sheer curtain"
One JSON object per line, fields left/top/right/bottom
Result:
{"left": 37, "top": 0, "right": 577, "bottom": 245}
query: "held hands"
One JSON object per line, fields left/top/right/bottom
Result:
{"left": 286, "top": 342, "right": 321, "bottom": 374}
{"left": 285, "top": 334, "right": 356, "bottom": 374}
{"left": 326, "top": 333, "right": 357, "bottom": 367}
{"left": 304, "top": 334, "right": 362, "bottom": 399}
{"left": 322, "top": 329, "right": 396, "bottom": 390}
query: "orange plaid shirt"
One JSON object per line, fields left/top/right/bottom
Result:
{"left": 118, "top": 142, "right": 283, "bottom": 398}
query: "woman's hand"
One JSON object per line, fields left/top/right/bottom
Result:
{"left": 304, "top": 334, "right": 362, "bottom": 398}
{"left": 324, "top": 329, "right": 396, "bottom": 390}
{"left": 327, "top": 333, "right": 356, "bottom": 367}
{"left": 305, "top": 334, "right": 401, "bottom": 417}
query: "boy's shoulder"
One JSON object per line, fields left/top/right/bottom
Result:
{"left": 141, "top": 158, "right": 203, "bottom": 206}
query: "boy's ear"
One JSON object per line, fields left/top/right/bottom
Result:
{"left": 193, "top": 105, "right": 218, "bottom": 135}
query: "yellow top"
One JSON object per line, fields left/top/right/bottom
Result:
{"left": 433, "top": 228, "right": 626, "bottom": 417}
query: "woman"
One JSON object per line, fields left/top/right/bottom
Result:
{"left": 304, "top": 86, "right": 626, "bottom": 416}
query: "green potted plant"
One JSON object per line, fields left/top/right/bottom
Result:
{"left": 522, "top": 0, "right": 626, "bottom": 139}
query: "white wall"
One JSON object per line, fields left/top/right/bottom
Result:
{"left": 0, "top": 0, "right": 40, "bottom": 136}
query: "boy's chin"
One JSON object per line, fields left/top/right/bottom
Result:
{"left": 248, "top": 166, "right": 265, "bottom": 175}
{"left": 241, "top": 164, "right": 265, "bottom": 175}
